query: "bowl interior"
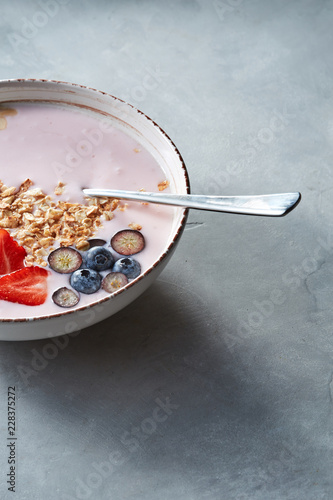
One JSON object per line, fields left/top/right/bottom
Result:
{"left": 0, "top": 79, "right": 189, "bottom": 245}
{"left": 0, "top": 79, "right": 189, "bottom": 327}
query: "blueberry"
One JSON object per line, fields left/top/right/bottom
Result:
{"left": 111, "top": 229, "right": 145, "bottom": 256}
{"left": 85, "top": 246, "right": 114, "bottom": 271}
{"left": 87, "top": 238, "right": 107, "bottom": 248}
{"left": 48, "top": 247, "right": 82, "bottom": 274}
{"left": 70, "top": 268, "right": 102, "bottom": 294}
{"left": 52, "top": 287, "right": 80, "bottom": 308}
{"left": 112, "top": 257, "right": 141, "bottom": 279}
{"left": 102, "top": 272, "right": 128, "bottom": 293}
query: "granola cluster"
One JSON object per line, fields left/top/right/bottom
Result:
{"left": 158, "top": 180, "right": 170, "bottom": 191}
{"left": 0, "top": 179, "right": 120, "bottom": 267}
{"left": 0, "top": 108, "right": 17, "bottom": 131}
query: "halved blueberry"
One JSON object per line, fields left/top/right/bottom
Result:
{"left": 87, "top": 238, "right": 107, "bottom": 248}
{"left": 102, "top": 272, "right": 128, "bottom": 293}
{"left": 48, "top": 247, "right": 82, "bottom": 274}
{"left": 52, "top": 287, "right": 80, "bottom": 308}
{"left": 70, "top": 268, "right": 102, "bottom": 294}
{"left": 111, "top": 229, "right": 145, "bottom": 256}
{"left": 112, "top": 257, "right": 141, "bottom": 279}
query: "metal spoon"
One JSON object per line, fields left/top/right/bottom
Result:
{"left": 83, "top": 189, "right": 301, "bottom": 217}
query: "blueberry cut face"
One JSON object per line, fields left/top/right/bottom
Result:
{"left": 70, "top": 268, "right": 102, "bottom": 294}
{"left": 85, "top": 246, "right": 114, "bottom": 271}
{"left": 111, "top": 229, "right": 145, "bottom": 256}
{"left": 102, "top": 272, "right": 128, "bottom": 293}
{"left": 52, "top": 287, "right": 80, "bottom": 308}
{"left": 48, "top": 247, "right": 82, "bottom": 274}
{"left": 112, "top": 257, "right": 141, "bottom": 279}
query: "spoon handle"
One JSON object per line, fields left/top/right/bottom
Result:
{"left": 83, "top": 189, "right": 301, "bottom": 217}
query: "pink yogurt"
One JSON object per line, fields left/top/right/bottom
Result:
{"left": 0, "top": 103, "right": 175, "bottom": 319}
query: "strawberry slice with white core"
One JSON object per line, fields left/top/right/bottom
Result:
{"left": 0, "top": 229, "right": 26, "bottom": 275}
{"left": 0, "top": 266, "right": 49, "bottom": 305}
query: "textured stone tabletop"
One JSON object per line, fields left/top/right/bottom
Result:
{"left": 0, "top": 1, "right": 333, "bottom": 499}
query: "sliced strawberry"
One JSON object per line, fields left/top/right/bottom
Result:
{"left": 0, "top": 229, "right": 26, "bottom": 275}
{"left": 0, "top": 266, "right": 49, "bottom": 306}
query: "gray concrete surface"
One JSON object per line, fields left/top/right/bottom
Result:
{"left": 0, "top": 0, "right": 333, "bottom": 498}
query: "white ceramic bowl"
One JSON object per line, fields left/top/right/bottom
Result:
{"left": 0, "top": 79, "right": 189, "bottom": 341}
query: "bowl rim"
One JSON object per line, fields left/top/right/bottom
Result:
{"left": 0, "top": 78, "right": 190, "bottom": 323}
